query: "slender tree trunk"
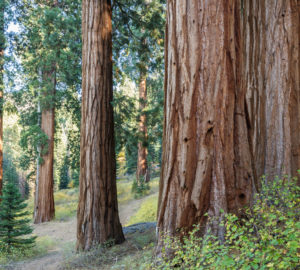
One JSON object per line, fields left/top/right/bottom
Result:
{"left": 34, "top": 97, "right": 41, "bottom": 219}
{"left": 157, "top": 0, "right": 255, "bottom": 254}
{"left": 136, "top": 72, "right": 149, "bottom": 184}
{"left": 243, "top": 0, "right": 300, "bottom": 182}
{"left": 34, "top": 70, "right": 56, "bottom": 224}
{"left": 0, "top": 0, "right": 4, "bottom": 199}
{"left": 77, "top": 0, "right": 125, "bottom": 251}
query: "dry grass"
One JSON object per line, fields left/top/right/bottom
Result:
{"left": 61, "top": 228, "right": 156, "bottom": 270}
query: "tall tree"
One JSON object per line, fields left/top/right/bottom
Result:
{"left": 77, "top": 0, "right": 125, "bottom": 250}
{"left": 136, "top": 70, "right": 149, "bottom": 184}
{"left": 156, "top": 0, "right": 255, "bottom": 253}
{"left": 243, "top": 0, "right": 300, "bottom": 182}
{"left": 156, "top": 0, "right": 299, "bottom": 255}
{"left": 0, "top": 0, "right": 5, "bottom": 198}
{"left": 15, "top": 0, "right": 82, "bottom": 222}
{"left": 34, "top": 68, "right": 56, "bottom": 223}
{"left": 113, "top": 0, "right": 165, "bottom": 182}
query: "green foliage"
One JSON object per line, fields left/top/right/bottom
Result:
{"left": 0, "top": 235, "right": 56, "bottom": 265}
{"left": 132, "top": 179, "right": 150, "bottom": 198}
{"left": 59, "top": 154, "right": 70, "bottom": 190}
{"left": 156, "top": 176, "right": 300, "bottom": 269}
{"left": 112, "top": 0, "right": 165, "bottom": 177}
{"left": 13, "top": 0, "right": 81, "bottom": 182}
{"left": 0, "top": 160, "right": 36, "bottom": 254}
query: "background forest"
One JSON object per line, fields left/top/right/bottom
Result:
{"left": 0, "top": 0, "right": 299, "bottom": 270}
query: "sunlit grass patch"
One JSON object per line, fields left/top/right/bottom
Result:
{"left": 55, "top": 202, "right": 78, "bottom": 221}
{"left": 117, "top": 179, "right": 135, "bottom": 204}
{"left": 0, "top": 235, "right": 56, "bottom": 266}
{"left": 127, "top": 194, "right": 158, "bottom": 226}
{"left": 55, "top": 188, "right": 78, "bottom": 205}
{"left": 54, "top": 189, "right": 78, "bottom": 221}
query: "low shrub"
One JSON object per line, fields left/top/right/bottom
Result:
{"left": 156, "top": 175, "right": 300, "bottom": 269}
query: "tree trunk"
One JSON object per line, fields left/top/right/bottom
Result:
{"left": 34, "top": 70, "right": 56, "bottom": 224}
{"left": 157, "top": 0, "right": 255, "bottom": 254}
{"left": 243, "top": 0, "right": 300, "bottom": 182}
{"left": 77, "top": 0, "right": 125, "bottom": 251}
{"left": 0, "top": 0, "right": 4, "bottom": 199}
{"left": 136, "top": 73, "right": 149, "bottom": 184}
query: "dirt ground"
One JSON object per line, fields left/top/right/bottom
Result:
{"left": 9, "top": 194, "right": 154, "bottom": 270}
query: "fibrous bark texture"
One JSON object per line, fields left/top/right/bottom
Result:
{"left": 157, "top": 0, "right": 255, "bottom": 253}
{"left": 34, "top": 71, "right": 55, "bottom": 224}
{"left": 136, "top": 73, "right": 149, "bottom": 184}
{"left": 77, "top": 0, "right": 125, "bottom": 251}
{"left": 243, "top": 0, "right": 300, "bottom": 182}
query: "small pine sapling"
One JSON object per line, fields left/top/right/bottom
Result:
{"left": 0, "top": 162, "right": 36, "bottom": 253}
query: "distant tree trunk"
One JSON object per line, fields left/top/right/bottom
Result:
{"left": 136, "top": 72, "right": 150, "bottom": 184}
{"left": 157, "top": 0, "right": 255, "bottom": 254}
{"left": 34, "top": 70, "right": 56, "bottom": 224}
{"left": 77, "top": 0, "right": 125, "bottom": 251}
{"left": 243, "top": 0, "right": 300, "bottom": 182}
{"left": 0, "top": 0, "right": 4, "bottom": 199}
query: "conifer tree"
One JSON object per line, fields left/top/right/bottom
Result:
{"left": 113, "top": 0, "right": 165, "bottom": 182}
{"left": 0, "top": 0, "right": 5, "bottom": 198}
{"left": 0, "top": 160, "right": 36, "bottom": 253}
{"left": 59, "top": 154, "right": 69, "bottom": 190}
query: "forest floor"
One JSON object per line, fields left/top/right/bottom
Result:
{"left": 2, "top": 178, "right": 159, "bottom": 270}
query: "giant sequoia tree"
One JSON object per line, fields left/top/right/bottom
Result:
{"left": 157, "top": 0, "right": 299, "bottom": 254}
{"left": 243, "top": 0, "right": 300, "bottom": 181}
{"left": 157, "top": 1, "right": 255, "bottom": 251}
{"left": 76, "top": 0, "right": 125, "bottom": 251}
{"left": 15, "top": 0, "right": 82, "bottom": 223}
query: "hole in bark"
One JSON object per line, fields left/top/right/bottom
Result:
{"left": 184, "top": 137, "right": 188, "bottom": 142}
{"left": 204, "top": 127, "right": 213, "bottom": 146}
{"left": 239, "top": 193, "right": 246, "bottom": 200}
{"left": 193, "top": 20, "right": 195, "bottom": 23}
{"left": 282, "top": 14, "right": 285, "bottom": 17}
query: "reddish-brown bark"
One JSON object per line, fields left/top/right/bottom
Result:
{"left": 76, "top": 0, "right": 125, "bottom": 251}
{"left": 136, "top": 73, "right": 149, "bottom": 184}
{"left": 243, "top": 0, "right": 300, "bottom": 182}
{"left": 157, "top": 0, "right": 255, "bottom": 253}
{"left": 156, "top": 0, "right": 299, "bottom": 255}
{"left": 34, "top": 71, "right": 56, "bottom": 224}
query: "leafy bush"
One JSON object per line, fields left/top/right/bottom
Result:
{"left": 156, "top": 175, "right": 300, "bottom": 269}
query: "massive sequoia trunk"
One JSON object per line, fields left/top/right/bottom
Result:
{"left": 157, "top": 0, "right": 299, "bottom": 255}
{"left": 34, "top": 71, "right": 56, "bottom": 224}
{"left": 157, "top": 0, "right": 255, "bottom": 253}
{"left": 136, "top": 72, "right": 149, "bottom": 184}
{"left": 0, "top": 0, "right": 4, "bottom": 198}
{"left": 77, "top": 0, "right": 125, "bottom": 251}
{"left": 243, "top": 0, "right": 300, "bottom": 182}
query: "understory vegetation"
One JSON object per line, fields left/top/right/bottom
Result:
{"left": 155, "top": 176, "right": 300, "bottom": 270}
{"left": 0, "top": 177, "right": 160, "bottom": 268}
